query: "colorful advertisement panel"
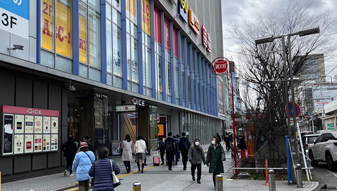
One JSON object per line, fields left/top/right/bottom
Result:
{"left": 0, "top": 0, "right": 29, "bottom": 39}
{"left": 51, "top": 117, "right": 58, "bottom": 133}
{"left": 34, "top": 134, "right": 43, "bottom": 152}
{"left": 177, "top": 0, "right": 188, "bottom": 23}
{"left": 126, "top": 0, "right": 137, "bottom": 24}
{"left": 43, "top": 116, "right": 50, "bottom": 133}
{"left": 34, "top": 116, "right": 43, "bottom": 133}
{"left": 14, "top": 134, "right": 24, "bottom": 154}
{"left": 42, "top": 0, "right": 72, "bottom": 58}
{"left": 3, "top": 114, "right": 14, "bottom": 155}
{"left": 164, "top": 19, "right": 170, "bottom": 51}
{"left": 25, "top": 115, "right": 34, "bottom": 133}
{"left": 188, "top": 8, "right": 200, "bottom": 36}
{"left": 50, "top": 134, "right": 58, "bottom": 151}
{"left": 25, "top": 134, "right": 33, "bottom": 153}
{"left": 79, "top": 13, "right": 87, "bottom": 64}
{"left": 141, "top": 0, "right": 150, "bottom": 36}
{"left": 43, "top": 134, "right": 50, "bottom": 152}
{"left": 15, "top": 114, "right": 24, "bottom": 134}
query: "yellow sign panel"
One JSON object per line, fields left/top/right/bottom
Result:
{"left": 141, "top": 0, "right": 150, "bottom": 36}
{"left": 42, "top": 0, "right": 73, "bottom": 58}
{"left": 126, "top": 0, "right": 137, "bottom": 23}
{"left": 79, "top": 15, "right": 87, "bottom": 64}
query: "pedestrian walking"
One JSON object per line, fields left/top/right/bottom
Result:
{"left": 83, "top": 135, "right": 94, "bottom": 152}
{"left": 89, "top": 147, "right": 120, "bottom": 191}
{"left": 188, "top": 138, "right": 206, "bottom": 184}
{"left": 179, "top": 132, "right": 190, "bottom": 170}
{"left": 121, "top": 134, "right": 133, "bottom": 173}
{"left": 206, "top": 136, "right": 225, "bottom": 188}
{"left": 238, "top": 136, "right": 247, "bottom": 159}
{"left": 143, "top": 137, "right": 150, "bottom": 166}
{"left": 61, "top": 135, "right": 78, "bottom": 176}
{"left": 224, "top": 132, "right": 230, "bottom": 151}
{"left": 173, "top": 135, "right": 179, "bottom": 165}
{"left": 72, "top": 142, "right": 95, "bottom": 191}
{"left": 165, "top": 132, "right": 175, "bottom": 170}
{"left": 134, "top": 136, "right": 147, "bottom": 173}
{"left": 157, "top": 137, "right": 165, "bottom": 165}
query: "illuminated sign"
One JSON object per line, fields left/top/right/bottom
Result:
{"left": 132, "top": 98, "right": 145, "bottom": 107}
{"left": 177, "top": 0, "right": 188, "bottom": 23}
{"left": 202, "top": 25, "right": 211, "bottom": 52}
{"left": 188, "top": 7, "right": 199, "bottom": 35}
{"left": 116, "top": 105, "right": 136, "bottom": 112}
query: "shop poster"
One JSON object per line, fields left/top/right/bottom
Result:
{"left": 34, "top": 134, "right": 42, "bottom": 152}
{"left": 43, "top": 134, "right": 50, "bottom": 152}
{"left": 3, "top": 114, "right": 14, "bottom": 155}
{"left": 14, "top": 134, "right": 24, "bottom": 154}
{"left": 25, "top": 115, "right": 34, "bottom": 133}
{"left": 43, "top": 116, "right": 50, "bottom": 133}
{"left": 25, "top": 134, "right": 33, "bottom": 153}
{"left": 50, "top": 134, "right": 58, "bottom": 151}
{"left": 15, "top": 115, "right": 25, "bottom": 134}
{"left": 34, "top": 116, "right": 42, "bottom": 133}
{"left": 51, "top": 117, "right": 58, "bottom": 133}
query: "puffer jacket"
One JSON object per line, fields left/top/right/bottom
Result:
{"left": 89, "top": 158, "right": 121, "bottom": 191}
{"left": 206, "top": 144, "right": 225, "bottom": 174}
{"left": 188, "top": 145, "right": 205, "bottom": 164}
{"left": 72, "top": 151, "right": 95, "bottom": 181}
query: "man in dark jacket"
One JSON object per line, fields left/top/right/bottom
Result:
{"left": 188, "top": 138, "right": 205, "bottom": 184}
{"left": 157, "top": 137, "right": 165, "bottom": 165}
{"left": 84, "top": 135, "right": 94, "bottom": 152}
{"left": 165, "top": 132, "right": 175, "bottom": 170}
{"left": 179, "top": 132, "right": 191, "bottom": 170}
{"left": 61, "top": 135, "right": 78, "bottom": 176}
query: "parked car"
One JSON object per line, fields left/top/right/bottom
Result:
{"left": 308, "top": 132, "right": 337, "bottom": 171}
{"left": 300, "top": 134, "right": 319, "bottom": 156}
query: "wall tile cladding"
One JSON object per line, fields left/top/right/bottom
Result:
{"left": 158, "top": 0, "right": 223, "bottom": 63}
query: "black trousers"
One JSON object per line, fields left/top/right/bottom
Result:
{"left": 213, "top": 172, "right": 220, "bottom": 186}
{"left": 166, "top": 151, "right": 174, "bottom": 169}
{"left": 123, "top": 161, "right": 131, "bottom": 171}
{"left": 191, "top": 164, "right": 202, "bottom": 181}
{"left": 66, "top": 156, "right": 74, "bottom": 174}
{"left": 160, "top": 151, "right": 165, "bottom": 164}
{"left": 181, "top": 150, "right": 188, "bottom": 169}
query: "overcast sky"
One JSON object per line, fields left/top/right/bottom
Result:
{"left": 221, "top": 0, "right": 337, "bottom": 79}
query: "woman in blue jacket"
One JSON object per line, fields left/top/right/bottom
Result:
{"left": 72, "top": 142, "right": 95, "bottom": 191}
{"left": 89, "top": 147, "right": 121, "bottom": 191}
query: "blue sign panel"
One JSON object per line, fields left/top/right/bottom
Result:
{"left": 0, "top": 0, "right": 29, "bottom": 20}
{"left": 177, "top": 0, "right": 188, "bottom": 23}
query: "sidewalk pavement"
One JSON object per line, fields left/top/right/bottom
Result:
{"left": 2, "top": 144, "right": 319, "bottom": 191}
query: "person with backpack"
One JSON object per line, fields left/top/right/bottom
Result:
{"left": 156, "top": 137, "right": 165, "bottom": 165}
{"left": 179, "top": 132, "right": 191, "bottom": 170}
{"left": 165, "top": 132, "right": 175, "bottom": 170}
{"left": 173, "top": 135, "right": 179, "bottom": 165}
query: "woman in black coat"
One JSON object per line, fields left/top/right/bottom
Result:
{"left": 89, "top": 147, "right": 120, "bottom": 191}
{"left": 61, "top": 135, "right": 78, "bottom": 176}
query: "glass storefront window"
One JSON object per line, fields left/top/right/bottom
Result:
{"left": 79, "top": 3, "right": 87, "bottom": 64}
{"left": 106, "top": 21, "right": 112, "bottom": 74}
{"left": 131, "top": 37, "right": 139, "bottom": 83}
{"left": 88, "top": 9, "right": 101, "bottom": 69}
{"left": 113, "top": 27, "right": 122, "bottom": 77}
{"left": 174, "top": 58, "right": 179, "bottom": 99}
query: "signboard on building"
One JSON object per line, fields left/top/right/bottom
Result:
{"left": 141, "top": 0, "right": 150, "bottom": 36}
{"left": 126, "top": 0, "right": 137, "bottom": 24}
{"left": 116, "top": 105, "right": 136, "bottom": 112}
{"left": 177, "top": 0, "right": 188, "bottom": 23}
{"left": 327, "top": 123, "right": 335, "bottom": 130}
{"left": 188, "top": 7, "right": 199, "bottom": 35}
{"left": 0, "top": 0, "right": 29, "bottom": 39}
{"left": 202, "top": 25, "right": 211, "bottom": 52}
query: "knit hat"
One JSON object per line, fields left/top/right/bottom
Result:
{"left": 79, "top": 142, "right": 88, "bottom": 149}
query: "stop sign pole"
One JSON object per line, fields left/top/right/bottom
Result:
{"left": 212, "top": 57, "right": 238, "bottom": 177}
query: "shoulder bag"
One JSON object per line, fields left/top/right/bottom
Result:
{"left": 110, "top": 159, "right": 121, "bottom": 188}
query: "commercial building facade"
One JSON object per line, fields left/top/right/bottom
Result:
{"left": 0, "top": 0, "right": 226, "bottom": 181}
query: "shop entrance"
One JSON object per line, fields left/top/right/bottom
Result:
{"left": 68, "top": 92, "right": 109, "bottom": 150}
{"left": 118, "top": 112, "right": 138, "bottom": 144}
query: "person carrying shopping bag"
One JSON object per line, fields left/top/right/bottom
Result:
{"left": 206, "top": 136, "right": 226, "bottom": 188}
{"left": 89, "top": 147, "right": 121, "bottom": 191}
{"left": 72, "top": 142, "right": 95, "bottom": 191}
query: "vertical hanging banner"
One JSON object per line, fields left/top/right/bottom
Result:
{"left": 126, "top": 0, "right": 137, "bottom": 24}
{"left": 79, "top": 12, "right": 87, "bottom": 64}
{"left": 141, "top": 0, "right": 150, "bottom": 35}
{"left": 3, "top": 114, "right": 14, "bottom": 155}
{"left": 164, "top": 19, "right": 170, "bottom": 51}
{"left": 0, "top": 0, "right": 29, "bottom": 39}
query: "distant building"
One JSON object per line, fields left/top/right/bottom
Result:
{"left": 296, "top": 54, "right": 325, "bottom": 82}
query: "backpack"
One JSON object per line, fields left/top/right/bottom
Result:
{"left": 174, "top": 141, "right": 179, "bottom": 151}
{"left": 183, "top": 141, "right": 189, "bottom": 151}
{"left": 166, "top": 140, "right": 173, "bottom": 151}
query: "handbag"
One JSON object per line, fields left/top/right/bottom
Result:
{"left": 110, "top": 159, "right": 121, "bottom": 187}
{"left": 84, "top": 152, "right": 94, "bottom": 186}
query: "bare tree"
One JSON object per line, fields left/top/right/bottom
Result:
{"left": 227, "top": 1, "right": 336, "bottom": 166}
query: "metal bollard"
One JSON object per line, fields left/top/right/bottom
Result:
{"left": 133, "top": 182, "right": 141, "bottom": 191}
{"left": 268, "top": 170, "right": 276, "bottom": 191}
{"left": 296, "top": 164, "right": 303, "bottom": 188}
{"left": 215, "top": 174, "right": 223, "bottom": 191}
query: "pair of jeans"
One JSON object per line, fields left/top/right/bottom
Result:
{"left": 181, "top": 150, "right": 188, "bottom": 169}
{"left": 79, "top": 180, "right": 89, "bottom": 191}
{"left": 123, "top": 161, "right": 131, "bottom": 172}
{"left": 191, "top": 164, "right": 202, "bottom": 181}
{"left": 174, "top": 150, "right": 180, "bottom": 164}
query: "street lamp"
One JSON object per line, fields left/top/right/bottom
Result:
{"left": 255, "top": 26, "right": 320, "bottom": 183}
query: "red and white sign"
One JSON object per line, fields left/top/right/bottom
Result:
{"left": 212, "top": 57, "right": 229, "bottom": 74}
{"left": 202, "top": 25, "right": 211, "bottom": 52}
{"left": 157, "top": 114, "right": 160, "bottom": 123}
{"left": 1, "top": 105, "right": 59, "bottom": 117}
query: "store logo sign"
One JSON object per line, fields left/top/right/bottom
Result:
{"left": 26, "top": 109, "right": 42, "bottom": 115}
{"left": 202, "top": 25, "right": 211, "bottom": 52}
{"left": 188, "top": 7, "right": 199, "bottom": 35}
{"left": 177, "top": 0, "right": 188, "bottom": 23}
{"left": 132, "top": 98, "right": 145, "bottom": 107}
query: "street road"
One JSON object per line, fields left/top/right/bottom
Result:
{"left": 312, "top": 162, "right": 337, "bottom": 191}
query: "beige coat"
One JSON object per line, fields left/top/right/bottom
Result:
{"left": 122, "top": 140, "right": 133, "bottom": 161}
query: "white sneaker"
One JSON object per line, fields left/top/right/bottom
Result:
{"left": 69, "top": 174, "right": 74, "bottom": 176}
{"left": 64, "top": 170, "right": 67, "bottom": 176}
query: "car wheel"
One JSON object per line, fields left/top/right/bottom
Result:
{"left": 309, "top": 151, "right": 318, "bottom": 166}
{"left": 326, "top": 153, "right": 336, "bottom": 171}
